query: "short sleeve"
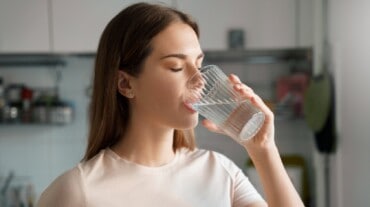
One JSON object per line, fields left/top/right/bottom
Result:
{"left": 37, "top": 166, "right": 86, "bottom": 207}
{"left": 214, "top": 152, "right": 266, "bottom": 207}
{"left": 232, "top": 168, "right": 266, "bottom": 206}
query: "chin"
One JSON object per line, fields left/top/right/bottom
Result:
{"left": 174, "top": 115, "right": 199, "bottom": 130}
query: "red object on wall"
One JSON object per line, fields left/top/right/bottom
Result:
{"left": 276, "top": 73, "right": 310, "bottom": 116}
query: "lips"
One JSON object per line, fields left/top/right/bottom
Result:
{"left": 183, "top": 88, "right": 203, "bottom": 113}
{"left": 183, "top": 102, "right": 197, "bottom": 113}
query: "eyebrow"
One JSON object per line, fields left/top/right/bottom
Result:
{"left": 160, "top": 53, "right": 204, "bottom": 60}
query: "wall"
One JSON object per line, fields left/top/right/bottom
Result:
{"left": 328, "top": 0, "right": 370, "bottom": 206}
{"left": 0, "top": 57, "right": 93, "bottom": 197}
{"left": 177, "top": 0, "right": 313, "bottom": 50}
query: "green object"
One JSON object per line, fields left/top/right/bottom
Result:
{"left": 303, "top": 71, "right": 331, "bottom": 132}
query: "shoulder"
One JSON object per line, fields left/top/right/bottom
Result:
{"left": 37, "top": 166, "right": 86, "bottom": 207}
{"left": 180, "top": 147, "right": 228, "bottom": 159}
{"left": 183, "top": 149, "right": 265, "bottom": 205}
{"left": 183, "top": 147, "right": 237, "bottom": 164}
{"left": 180, "top": 148, "right": 241, "bottom": 176}
{"left": 37, "top": 149, "right": 123, "bottom": 207}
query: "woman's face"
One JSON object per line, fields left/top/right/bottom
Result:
{"left": 129, "top": 22, "right": 204, "bottom": 130}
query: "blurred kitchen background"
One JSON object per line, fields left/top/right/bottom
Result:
{"left": 0, "top": 0, "right": 369, "bottom": 207}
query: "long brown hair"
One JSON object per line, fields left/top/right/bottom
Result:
{"left": 83, "top": 3, "right": 199, "bottom": 161}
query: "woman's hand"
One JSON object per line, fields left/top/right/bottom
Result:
{"left": 202, "top": 74, "right": 305, "bottom": 207}
{"left": 201, "top": 74, "right": 276, "bottom": 152}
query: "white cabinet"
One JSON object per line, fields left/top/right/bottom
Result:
{"left": 51, "top": 0, "right": 173, "bottom": 53}
{"left": 51, "top": 0, "right": 126, "bottom": 53}
{"left": 177, "top": 0, "right": 313, "bottom": 50}
{"left": 0, "top": 0, "right": 173, "bottom": 54}
{"left": 0, "top": 0, "right": 50, "bottom": 53}
{"left": 0, "top": 0, "right": 312, "bottom": 53}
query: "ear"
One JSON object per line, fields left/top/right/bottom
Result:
{"left": 117, "top": 70, "right": 135, "bottom": 98}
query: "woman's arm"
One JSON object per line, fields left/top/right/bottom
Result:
{"left": 203, "top": 74, "right": 304, "bottom": 207}
{"left": 245, "top": 144, "right": 304, "bottom": 207}
{"left": 237, "top": 73, "right": 304, "bottom": 207}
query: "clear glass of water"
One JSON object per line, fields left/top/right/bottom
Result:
{"left": 185, "top": 65, "right": 265, "bottom": 142}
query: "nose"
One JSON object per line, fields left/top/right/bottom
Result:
{"left": 188, "top": 64, "right": 200, "bottom": 75}
{"left": 187, "top": 71, "right": 205, "bottom": 90}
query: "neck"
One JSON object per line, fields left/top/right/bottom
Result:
{"left": 112, "top": 120, "right": 176, "bottom": 167}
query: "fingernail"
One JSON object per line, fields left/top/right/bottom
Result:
{"left": 231, "top": 74, "right": 240, "bottom": 81}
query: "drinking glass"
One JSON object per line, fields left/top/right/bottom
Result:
{"left": 185, "top": 65, "right": 265, "bottom": 142}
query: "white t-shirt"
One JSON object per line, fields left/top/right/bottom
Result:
{"left": 37, "top": 148, "right": 265, "bottom": 207}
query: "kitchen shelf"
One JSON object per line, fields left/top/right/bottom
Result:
{"left": 0, "top": 53, "right": 97, "bottom": 68}
{"left": 0, "top": 123, "right": 70, "bottom": 127}
{"left": 0, "top": 53, "right": 66, "bottom": 67}
{"left": 204, "top": 48, "right": 312, "bottom": 70}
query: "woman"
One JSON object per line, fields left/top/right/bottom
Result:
{"left": 37, "top": 2, "right": 304, "bottom": 207}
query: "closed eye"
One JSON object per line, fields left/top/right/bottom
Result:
{"left": 170, "top": 68, "right": 183, "bottom": 72}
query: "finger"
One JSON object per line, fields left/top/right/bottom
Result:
{"left": 229, "top": 74, "right": 241, "bottom": 84}
{"left": 201, "top": 119, "right": 221, "bottom": 133}
{"left": 233, "top": 83, "right": 254, "bottom": 99}
{"left": 249, "top": 94, "right": 274, "bottom": 120}
{"left": 233, "top": 83, "right": 274, "bottom": 120}
{"left": 228, "top": 74, "right": 273, "bottom": 120}
{"left": 234, "top": 83, "right": 254, "bottom": 93}
{"left": 228, "top": 74, "right": 254, "bottom": 95}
